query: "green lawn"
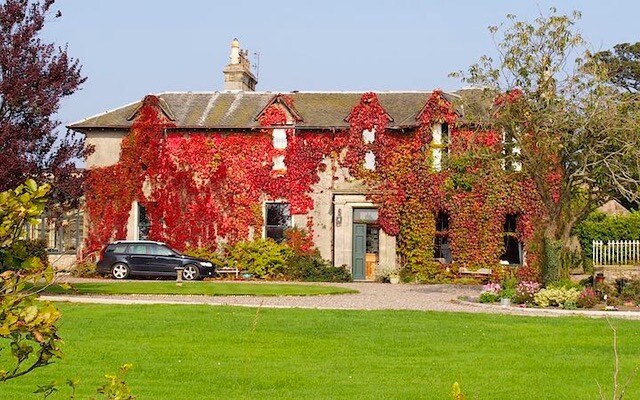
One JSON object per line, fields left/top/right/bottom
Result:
{"left": 3, "top": 304, "right": 640, "bottom": 399}
{"left": 40, "top": 281, "right": 357, "bottom": 296}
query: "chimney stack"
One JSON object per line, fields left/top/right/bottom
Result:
{"left": 223, "top": 38, "right": 257, "bottom": 91}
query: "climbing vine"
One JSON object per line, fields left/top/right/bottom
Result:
{"left": 85, "top": 91, "right": 546, "bottom": 281}
{"left": 85, "top": 96, "right": 337, "bottom": 253}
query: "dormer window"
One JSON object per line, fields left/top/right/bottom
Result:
{"left": 272, "top": 128, "right": 287, "bottom": 171}
{"left": 362, "top": 128, "right": 375, "bottom": 144}
{"left": 362, "top": 128, "right": 376, "bottom": 170}
{"left": 273, "top": 129, "right": 287, "bottom": 149}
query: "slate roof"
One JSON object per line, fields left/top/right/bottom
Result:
{"left": 68, "top": 91, "right": 459, "bottom": 131}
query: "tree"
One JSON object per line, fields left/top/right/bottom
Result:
{"left": 592, "top": 42, "right": 640, "bottom": 93}
{"left": 0, "top": 0, "right": 88, "bottom": 215}
{"left": 0, "top": 181, "right": 136, "bottom": 398}
{"left": 0, "top": 180, "right": 62, "bottom": 381}
{"left": 452, "top": 9, "right": 640, "bottom": 281}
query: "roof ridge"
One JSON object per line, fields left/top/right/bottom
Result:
{"left": 155, "top": 90, "right": 447, "bottom": 95}
{"left": 67, "top": 98, "right": 142, "bottom": 127}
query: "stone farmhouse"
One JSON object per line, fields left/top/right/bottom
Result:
{"left": 63, "top": 39, "right": 531, "bottom": 280}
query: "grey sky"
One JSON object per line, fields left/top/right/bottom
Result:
{"left": 45, "top": 0, "right": 639, "bottom": 126}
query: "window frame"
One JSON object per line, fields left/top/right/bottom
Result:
{"left": 264, "top": 202, "right": 292, "bottom": 242}
{"left": 433, "top": 210, "right": 452, "bottom": 263}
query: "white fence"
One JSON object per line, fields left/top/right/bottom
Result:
{"left": 592, "top": 240, "right": 640, "bottom": 267}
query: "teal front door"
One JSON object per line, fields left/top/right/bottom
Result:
{"left": 352, "top": 223, "right": 366, "bottom": 280}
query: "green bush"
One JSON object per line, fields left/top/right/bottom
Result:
{"left": 20, "top": 239, "right": 49, "bottom": 268}
{"left": 620, "top": 278, "right": 640, "bottom": 304}
{"left": 533, "top": 287, "right": 581, "bottom": 308}
{"left": 183, "top": 246, "right": 227, "bottom": 269}
{"left": 500, "top": 288, "right": 516, "bottom": 300}
{"left": 285, "top": 253, "right": 351, "bottom": 282}
{"left": 227, "top": 239, "right": 292, "bottom": 279}
{"left": 573, "top": 211, "right": 640, "bottom": 262}
{"left": 72, "top": 260, "right": 98, "bottom": 278}
{"left": 478, "top": 292, "right": 500, "bottom": 303}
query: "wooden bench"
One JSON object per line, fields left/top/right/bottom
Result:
{"left": 216, "top": 267, "right": 240, "bottom": 279}
{"left": 458, "top": 267, "right": 493, "bottom": 279}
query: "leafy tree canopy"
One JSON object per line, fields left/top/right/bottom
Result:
{"left": 0, "top": 0, "right": 88, "bottom": 215}
{"left": 452, "top": 9, "right": 640, "bottom": 280}
{"left": 592, "top": 42, "right": 640, "bottom": 93}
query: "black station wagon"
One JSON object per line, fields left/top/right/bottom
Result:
{"left": 97, "top": 240, "right": 215, "bottom": 280}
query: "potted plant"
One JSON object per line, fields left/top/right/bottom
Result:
{"left": 377, "top": 265, "right": 400, "bottom": 284}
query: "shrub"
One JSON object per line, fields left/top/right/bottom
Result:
{"left": 479, "top": 282, "right": 501, "bottom": 303}
{"left": 479, "top": 292, "right": 499, "bottom": 303}
{"left": 283, "top": 227, "right": 316, "bottom": 256}
{"left": 576, "top": 287, "right": 598, "bottom": 309}
{"left": 595, "top": 282, "right": 618, "bottom": 302}
{"left": 513, "top": 280, "right": 541, "bottom": 304}
{"left": 500, "top": 288, "right": 516, "bottom": 300}
{"left": 20, "top": 239, "right": 49, "bottom": 268}
{"left": 620, "top": 278, "right": 640, "bottom": 304}
{"left": 573, "top": 211, "right": 640, "bottom": 263}
{"left": 72, "top": 260, "right": 98, "bottom": 278}
{"left": 227, "top": 239, "right": 292, "bottom": 279}
{"left": 285, "top": 253, "right": 351, "bottom": 282}
{"left": 183, "top": 246, "right": 227, "bottom": 269}
{"left": 533, "top": 287, "right": 581, "bottom": 308}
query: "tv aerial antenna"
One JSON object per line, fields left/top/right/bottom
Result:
{"left": 252, "top": 51, "right": 260, "bottom": 80}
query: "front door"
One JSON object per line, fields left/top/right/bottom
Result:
{"left": 352, "top": 223, "right": 366, "bottom": 280}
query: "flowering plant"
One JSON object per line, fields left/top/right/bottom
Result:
{"left": 533, "top": 287, "right": 580, "bottom": 308}
{"left": 576, "top": 287, "right": 598, "bottom": 309}
{"left": 479, "top": 282, "right": 502, "bottom": 303}
{"left": 513, "top": 280, "right": 541, "bottom": 304}
{"left": 482, "top": 282, "right": 502, "bottom": 295}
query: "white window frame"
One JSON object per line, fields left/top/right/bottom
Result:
{"left": 263, "top": 201, "right": 292, "bottom": 241}
{"left": 431, "top": 123, "right": 449, "bottom": 172}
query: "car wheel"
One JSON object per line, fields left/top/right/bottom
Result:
{"left": 182, "top": 264, "right": 199, "bottom": 281}
{"left": 111, "top": 263, "right": 130, "bottom": 280}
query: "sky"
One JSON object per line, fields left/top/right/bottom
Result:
{"left": 43, "top": 0, "right": 640, "bottom": 128}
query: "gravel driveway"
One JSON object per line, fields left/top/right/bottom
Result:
{"left": 40, "top": 278, "right": 640, "bottom": 319}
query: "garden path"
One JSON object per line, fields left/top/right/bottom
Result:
{"left": 41, "top": 278, "right": 640, "bottom": 319}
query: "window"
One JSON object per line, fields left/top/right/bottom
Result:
{"left": 502, "top": 130, "right": 522, "bottom": 171}
{"left": 27, "top": 209, "right": 84, "bottom": 254}
{"left": 272, "top": 128, "right": 287, "bottom": 149}
{"left": 362, "top": 128, "right": 375, "bottom": 144}
{"left": 366, "top": 225, "right": 379, "bottom": 254}
{"left": 112, "top": 244, "right": 128, "bottom": 254}
{"left": 127, "top": 244, "right": 148, "bottom": 255}
{"left": 353, "top": 208, "right": 378, "bottom": 223}
{"left": 362, "top": 128, "right": 376, "bottom": 170}
{"left": 501, "top": 213, "right": 522, "bottom": 264}
{"left": 364, "top": 151, "right": 376, "bottom": 170}
{"left": 138, "top": 203, "right": 151, "bottom": 240}
{"left": 265, "top": 202, "right": 291, "bottom": 242}
{"left": 272, "top": 129, "right": 288, "bottom": 171}
{"left": 432, "top": 123, "right": 450, "bottom": 171}
{"left": 152, "top": 244, "right": 174, "bottom": 256}
{"left": 434, "top": 211, "right": 452, "bottom": 263}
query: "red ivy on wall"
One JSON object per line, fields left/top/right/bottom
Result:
{"left": 85, "top": 95, "right": 337, "bottom": 253}
{"left": 85, "top": 91, "right": 546, "bottom": 279}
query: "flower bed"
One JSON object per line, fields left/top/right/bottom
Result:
{"left": 474, "top": 275, "right": 640, "bottom": 311}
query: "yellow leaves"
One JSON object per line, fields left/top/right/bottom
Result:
{"left": 22, "top": 305, "right": 38, "bottom": 324}
{"left": 20, "top": 256, "right": 43, "bottom": 272}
